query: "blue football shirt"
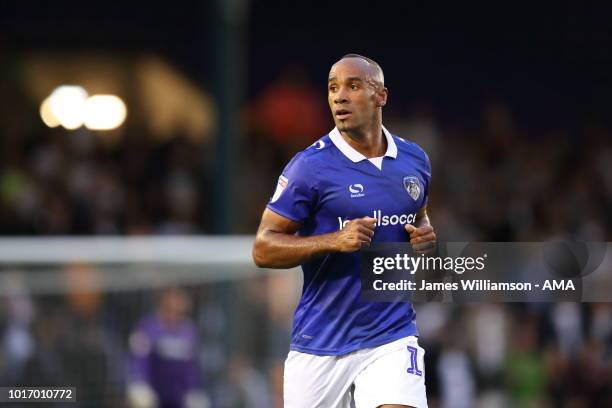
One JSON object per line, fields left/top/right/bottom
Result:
{"left": 267, "top": 126, "right": 431, "bottom": 356}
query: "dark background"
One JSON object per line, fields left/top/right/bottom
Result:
{"left": 4, "top": 1, "right": 612, "bottom": 128}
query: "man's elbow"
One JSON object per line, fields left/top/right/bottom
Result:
{"left": 252, "top": 237, "right": 271, "bottom": 268}
{"left": 252, "top": 249, "right": 268, "bottom": 268}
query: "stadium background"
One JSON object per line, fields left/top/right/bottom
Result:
{"left": 1, "top": 1, "right": 611, "bottom": 407}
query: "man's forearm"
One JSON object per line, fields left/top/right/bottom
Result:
{"left": 415, "top": 212, "right": 431, "bottom": 228}
{"left": 253, "top": 230, "right": 338, "bottom": 269}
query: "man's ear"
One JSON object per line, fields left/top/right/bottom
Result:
{"left": 376, "top": 87, "right": 389, "bottom": 107}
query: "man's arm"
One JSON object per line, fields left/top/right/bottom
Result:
{"left": 406, "top": 205, "right": 442, "bottom": 301}
{"left": 252, "top": 209, "right": 376, "bottom": 269}
{"left": 405, "top": 206, "right": 436, "bottom": 254}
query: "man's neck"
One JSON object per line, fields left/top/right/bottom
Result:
{"left": 340, "top": 122, "right": 386, "bottom": 158}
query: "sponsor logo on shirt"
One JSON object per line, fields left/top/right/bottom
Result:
{"left": 337, "top": 210, "right": 417, "bottom": 230}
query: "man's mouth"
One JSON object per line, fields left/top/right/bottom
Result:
{"left": 335, "top": 109, "right": 352, "bottom": 120}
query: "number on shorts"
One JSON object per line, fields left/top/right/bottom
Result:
{"left": 406, "top": 345, "right": 422, "bottom": 376}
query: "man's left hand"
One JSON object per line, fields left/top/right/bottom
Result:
{"left": 405, "top": 224, "right": 437, "bottom": 255}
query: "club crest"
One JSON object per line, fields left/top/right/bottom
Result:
{"left": 403, "top": 176, "right": 421, "bottom": 201}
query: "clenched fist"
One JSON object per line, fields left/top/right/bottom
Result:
{"left": 405, "top": 224, "right": 437, "bottom": 255}
{"left": 334, "top": 216, "right": 376, "bottom": 252}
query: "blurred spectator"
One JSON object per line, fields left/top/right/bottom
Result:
{"left": 249, "top": 66, "right": 328, "bottom": 152}
{"left": 128, "top": 287, "right": 208, "bottom": 408}
{"left": 437, "top": 321, "right": 476, "bottom": 408}
{"left": 467, "top": 304, "right": 508, "bottom": 385}
{"left": 1, "top": 273, "right": 35, "bottom": 383}
{"left": 504, "top": 315, "right": 546, "bottom": 407}
{"left": 218, "top": 355, "right": 272, "bottom": 408}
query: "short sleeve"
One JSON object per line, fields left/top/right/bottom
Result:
{"left": 423, "top": 151, "right": 432, "bottom": 206}
{"left": 266, "top": 153, "right": 317, "bottom": 223}
{"left": 412, "top": 142, "right": 432, "bottom": 207}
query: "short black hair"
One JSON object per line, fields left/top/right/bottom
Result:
{"left": 339, "top": 53, "right": 385, "bottom": 85}
{"left": 341, "top": 53, "right": 382, "bottom": 71}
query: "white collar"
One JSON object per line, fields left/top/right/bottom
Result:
{"left": 329, "top": 125, "right": 398, "bottom": 163}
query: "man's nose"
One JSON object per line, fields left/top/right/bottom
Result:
{"left": 334, "top": 89, "right": 349, "bottom": 104}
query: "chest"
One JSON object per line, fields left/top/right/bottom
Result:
{"left": 316, "top": 159, "right": 427, "bottom": 221}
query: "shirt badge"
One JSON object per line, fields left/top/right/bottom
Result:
{"left": 403, "top": 176, "right": 421, "bottom": 201}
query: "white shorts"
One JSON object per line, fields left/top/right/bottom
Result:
{"left": 284, "top": 336, "right": 427, "bottom": 408}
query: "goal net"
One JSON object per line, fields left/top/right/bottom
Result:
{"left": 0, "top": 236, "right": 301, "bottom": 408}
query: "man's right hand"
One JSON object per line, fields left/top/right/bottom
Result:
{"left": 254, "top": 210, "right": 376, "bottom": 269}
{"left": 334, "top": 217, "right": 377, "bottom": 252}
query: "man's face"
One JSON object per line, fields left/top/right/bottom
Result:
{"left": 328, "top": 58, "right": 385, "bottom": 132}
{"left": 159, "top": 288, "right": 190, "bottom": 324}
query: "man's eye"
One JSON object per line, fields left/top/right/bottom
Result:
{"left": 351, "top": 84, "right": 358, "bottom": 90}
{"left": 329, "top": 86, "right": 337, "bottom": 92}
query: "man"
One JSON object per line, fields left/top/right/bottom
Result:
{"left": 253, "top": 54, "right": 436, "bottom": 408}
{"left": 127, "top": 287, "right": 208, "bottom": 408}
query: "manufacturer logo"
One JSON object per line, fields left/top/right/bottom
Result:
{"left": 403, "top": 176, "right": 421, "bottom": 201}
{"left": 349, "top": 183, "right": 365, "bottom": 198}
{"left": 311, "top": 140, "right": 326, "bottom": 150}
